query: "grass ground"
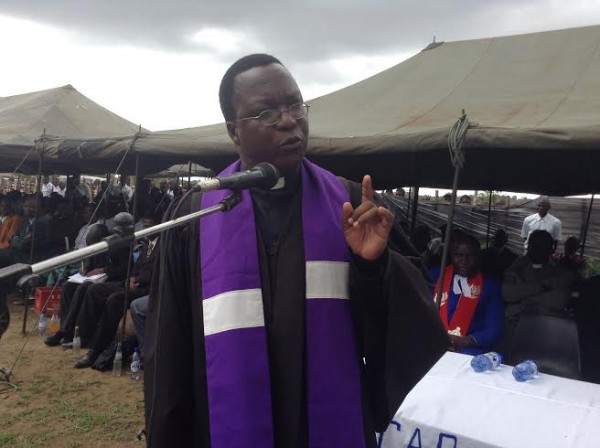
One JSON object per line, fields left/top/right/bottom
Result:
{"left": 0, "top": 297, "right": 145, "bottom": 447}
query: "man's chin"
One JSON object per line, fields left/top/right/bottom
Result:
{"left": 274, "top": 153, "right": 304, "bottom": 173}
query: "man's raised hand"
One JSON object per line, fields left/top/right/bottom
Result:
{"left": 342, "top": 175, "right": 394, "bottom": 261}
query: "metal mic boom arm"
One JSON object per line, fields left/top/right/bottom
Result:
{"left": 0, "top": 192, "right": 241, "bottom": 282}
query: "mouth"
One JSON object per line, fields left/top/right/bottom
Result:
{"left": 280, "top": 136, "right": 305, "bottom": 153}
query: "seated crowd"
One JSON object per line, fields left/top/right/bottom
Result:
{"left": 0, "top": 175, "right": 183, "bottom": 368}
{"left": 1, "top": 181, "right": 597, "bottom": 383}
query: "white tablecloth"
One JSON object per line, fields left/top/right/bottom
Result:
{"left": 379, "top": 352, "right": 600, "bottom": 448}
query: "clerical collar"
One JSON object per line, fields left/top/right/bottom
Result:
{"left": 271, "top": 177, "right": 285, "bottom": 190}
{"left": 453, "top": 274, "right": 473, "bottom": 297}
{"left": 532, "top": 263, "right": 543, "bottom": 269}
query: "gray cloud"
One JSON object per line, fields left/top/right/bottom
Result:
{"left": 2, "top": 0, "right": 598, "bottom": 68}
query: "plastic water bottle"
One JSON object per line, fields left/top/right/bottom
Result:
{"left": 130, "top": 348, "right": 141, "bottom": 381}
{"left": 112, "top": 342, "right": 123, "bottom": 376}
{"left": 470, "top": 352, "right": 502, "bottom": 372}
{"left": 72, "top": 326, "right": 81, "bottom": 359}
{"left": 38, "top": 310, "right": 48, "bottom": 336}
{"left": 512, "top": 360, "right": 538, "bottom": 382}
{"left": 48, "top": 310, "right": 59, "bottom": 335}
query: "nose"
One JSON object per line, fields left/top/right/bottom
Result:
{"left": 275, "top": 109, "right": 297, "bottom": 129}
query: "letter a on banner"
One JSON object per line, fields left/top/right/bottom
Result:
{"left": 408, "top": 428, "right": 422, "bottom": 448}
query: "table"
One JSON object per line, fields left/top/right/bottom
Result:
{"left": 379, "top": 352, "right": 600, "bottom": 448}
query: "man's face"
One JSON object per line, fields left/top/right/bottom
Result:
{"left": 493, "top": 230, "right": 507, "bottom": 248}
{"left": 80, "top": 206, "right": 93, "bottom": 223}
{"left": 564, "top": 237, "right": 579, "bottom": 256}
{"left": 23, "top": 199, "right": 36, "bottom": 218}
{"left": 142, "top": 218, "right": 156, "bottom": 229}
{"left": 451, "top": 243, "right": 478, "bottom": 277}
{"left": 226, "top": 63, "right": 308, "bottom": 174}
{"left": 537, "top": 199, "right": 550, "bottom": 217}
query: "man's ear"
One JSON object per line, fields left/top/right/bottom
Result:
{"left": 226, "top": 122, "right": 240, "bottom": 147}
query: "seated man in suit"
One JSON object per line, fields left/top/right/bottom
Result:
{"left": 0, "top": 194, "right": 52, "bottom": 264}
{"left": 430, "top": 232, "right": 504, "bottom": 355}
{"left": 0, "top": 194, "right": 52, "bottom": 311}
{"left": 74, "top": 212, "right": 160, "bottom": 368}
{"left": 503, "top": 229, "right": 574, "bottom": 347}
{"left": 45, "top": 223, "right": 111, "bottom": 347}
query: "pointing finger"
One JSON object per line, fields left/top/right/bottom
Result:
{"left": 362, "top": 175, "right": 374, "bottom": 203}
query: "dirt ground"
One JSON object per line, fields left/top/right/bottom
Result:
{"left": 0, "top": 296, "right": 145, "bottom": 448}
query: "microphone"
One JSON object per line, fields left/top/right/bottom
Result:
{"left": 193, "top": 162, "right": 280, "bottom": 192}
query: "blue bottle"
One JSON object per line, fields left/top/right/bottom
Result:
{"left": 470, "top": 351, "right": 502, "bottom": 372}
{"left": 512, "top": 360, "right": 538, "bottom": 382}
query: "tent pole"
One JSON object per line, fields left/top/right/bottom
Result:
{"left": 486, "top": 190, "right": 493, "bottom": 247}
{"left": 132, "top": 154, "right": 141, "bottom": 221}
{"left": 22, "top": 150, "right": 44, "bottom": 335}
{"left": 406, "top": 187, "right": 412, "bottom": 220}
{"left": 188, "top": 161, "right": 192, "bottom": 190}
{"left": 434, "top": 166, "right": 461, "bottom": 309}
{"left": 410, "top": 186, "right": 420, "bottom": 238}
{"left": 580, "top": 194, "right": 595, "bottom": 257}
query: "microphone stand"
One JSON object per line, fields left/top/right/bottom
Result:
{"left": 0, "top": 192, "right": 241, "bottom": 385}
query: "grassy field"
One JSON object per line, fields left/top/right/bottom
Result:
{"left": 0, "top": 298, "right": 145, "bottom": 448}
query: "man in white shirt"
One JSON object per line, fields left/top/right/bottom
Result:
{"left": 521, "top": 196, "right": 561, "bottom": 252}
{"left": 41, "top": 176, "right": 54, "bottom": 198}
{"left": 53, "top": 180, "right": 66, "bottom": 197}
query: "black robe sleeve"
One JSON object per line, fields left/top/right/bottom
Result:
{"left": 144, "top": 194, "right": 211, "bottom": 448}
{"left": 346, "top": 180, "right": 450, "bottom": 432}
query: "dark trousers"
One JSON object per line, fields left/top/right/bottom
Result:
{"left": 75, "top": 281, "right": 124, "bottom": 346}
{"left": 76, "top": 281, "right": 148, "bottom": 352}
{"left": 59, "top": 282, "right": 93, "bottom": 337}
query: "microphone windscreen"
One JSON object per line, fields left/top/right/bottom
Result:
{"left": 255, "top": 162, "right": 280, "bottom": 189}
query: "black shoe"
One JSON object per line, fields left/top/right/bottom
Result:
{"left": 74, "top": 350, "right": 99, "bottom": 369}
{"left": 45, "top": 332, "right": 65, "bottom": 347}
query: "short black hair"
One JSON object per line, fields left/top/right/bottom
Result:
{"left": 143, "top": 210, "right": 162, "bottom": 224}
{"left": 452, "top": 232, "right": 481, "bottom": 253}
{"left": 218, "top": 54, "right": 283, "bottom": 122}
{"left": 528, "top": 229, "right": 554, "bottom": 248}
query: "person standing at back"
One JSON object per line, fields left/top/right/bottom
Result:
{"left": 521, "top": 196, "right": 561, "bottom": 253}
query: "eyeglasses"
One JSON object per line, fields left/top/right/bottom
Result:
{"left": 235, "top": 102, "right": 310, "bottom": 126}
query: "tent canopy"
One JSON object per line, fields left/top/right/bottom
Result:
{"left": 306, "top": 24, "right": 600, "bottom": 195}
{"left": 0, "top": 84, "right": 141, "bottom": 173}
{"left": 49, "top": 25, "right": 600, "bottom": 194}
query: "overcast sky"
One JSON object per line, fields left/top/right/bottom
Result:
{"left": 1, "top": 1, "right": 599, "bottom": 131}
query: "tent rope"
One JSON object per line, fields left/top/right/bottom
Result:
{"left": 434, "top": 109, "right": 471, "bottom": 311}
{"left": 447, "top": 109, "right": 469, "bottom": 169}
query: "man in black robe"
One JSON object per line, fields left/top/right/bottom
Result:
{"left": 144, "top": 54, "right": 449, "bottom": 448}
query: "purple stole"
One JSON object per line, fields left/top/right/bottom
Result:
{"left": 200, "top": 159, "right": 366, "bottom": 448}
